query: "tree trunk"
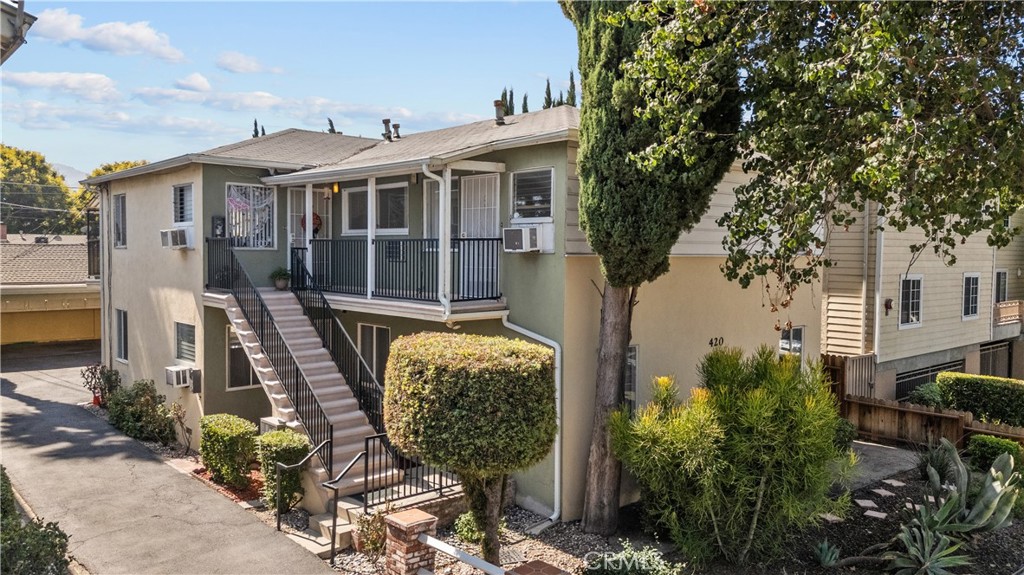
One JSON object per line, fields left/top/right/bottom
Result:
{"left": 581, "top": 284, "right": 632, "bottom": 535}
{"left": 480, "top": 475, "right": 505, "bottom": 566}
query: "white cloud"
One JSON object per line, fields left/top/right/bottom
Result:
{"left": 134, "top": 87, "right": 285, "bottom": 111}
{"left": 2, "top": 71, "right": 120, "bottom": 102}
{"left": 2, "top": 99, "right": 235, "bottom": 138}
{"left": 32, "top": 8, "right": 184, "bottom": 62}
{"left": 174, "top": 73, "right": 212, "bottom": 92}
{"left": 216, "top": 51, "right": 283, "bottom": 74}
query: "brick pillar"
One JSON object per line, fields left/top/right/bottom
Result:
{"left": 385, "top": 509, "right": 438, "bottom": 575}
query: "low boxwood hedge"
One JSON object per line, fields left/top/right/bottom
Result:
{"left": 967, "top": 434, "right": 1023, "bottom": 471}
{"left": 200, "top": 414, "right": 257, "bottom": 488}
{"left": 256, "top": 430, "right": 309, "bottom": 513}
{"left": 936, "top": 372, "right": 1024, "bottom": 427}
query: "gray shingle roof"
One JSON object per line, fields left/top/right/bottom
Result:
{"left": 265, "top": 106, "right": 579, "bottom": 184}
{"left": 1, "top": 243, "right": 89, "bottom": 284}
{"left": 199, "top": 129, "right": 379, "bottom": 167}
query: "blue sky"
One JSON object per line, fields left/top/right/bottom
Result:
{"left": 1, "top": 1, "right": 579, "bottom": 176}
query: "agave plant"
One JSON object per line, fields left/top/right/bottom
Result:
{"left": 884, "top": 523, "right": 971, "bottom": 575}
{"left": 812, "top": 539, "right": 839, "bottom": 567}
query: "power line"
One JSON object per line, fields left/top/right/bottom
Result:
{"left": 0, "top": 201, "right": 75, "bottom": 213}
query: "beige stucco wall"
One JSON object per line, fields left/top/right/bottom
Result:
{"left": 560, "top": 255, "right": 822, "bottom": 521}
{"left": 102, "top": 163, "right": 206, "bottom": 432}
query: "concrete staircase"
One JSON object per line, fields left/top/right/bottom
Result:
{"left": 223, "top": 289, "right": 402, "bottom": 502}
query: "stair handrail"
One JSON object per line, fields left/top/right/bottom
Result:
{"left": 275, "top": 438, "right": 331, "bottom": 531}
{"left": 320, "top": 450, "right": 368, "bottom": 567}
{"left": 290, "top": 248, "right": 387, "bottom": 435}
{"left": 225, "top": 248, "right": 334, "bottom": 477}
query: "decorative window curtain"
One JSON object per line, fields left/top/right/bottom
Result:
{"left": 227, "top": 184, "right": 275, "bottom": 248}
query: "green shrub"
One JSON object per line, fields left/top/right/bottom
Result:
{"left": 385, "top": 332, "right": 556, "bottom": 566}
{"left": 967, "top": 434, "right": 1022, "bottom": 472}
{"left": 936, "top": 372, "right": 1024, "bottom": 426}
{"left": 81, "top": 364, "right": 122, "bottom": 407}
{"left": 610, "top": 347, "right": 852, "bottom": 564}
{"left": 106, "top": 380, "right": 174, "bottom": 444}
{"left": 200, "top": 414, "right": 257, "bottom": 488}
{"left": 833, "top": 418, "right": 858, "bottom": 450}
{"left": 0, "top": 468, "right": 70, "bottom": 575}
{"left": 584, "top": 540, "right": 687, "bottom": 575}
{"left": 354, "top": 503, "right": 393, "bottom": 561}
{"left": 907, "top": 382, "right": 944, "bottom": 408}
{"left": 256, "top": 430, "right": 309, "bottom": 513}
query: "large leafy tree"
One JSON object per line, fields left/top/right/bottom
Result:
{"left": 628, "top": 1, "right": 1024, "bottom": 304}
{"left": 77, "top": 160, "right": 148, "bottom": 215}
{"left": 0, "top": 145, "right": 73, "bottom": 235}
{"left": 561, "top": 0, "right": 741, "bottom": 535}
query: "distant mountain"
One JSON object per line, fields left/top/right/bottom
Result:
{"left": 53, "top": 163, "right": 88, "bottom": 188}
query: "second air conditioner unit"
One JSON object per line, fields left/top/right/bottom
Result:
{"left": 165, "top": 366, "right": 191, "bottom": 388}
{"left": 160, "top": 228, "right": 189, "bottom": 249}
{"left": 502, "top": 227, "right": 540, "bottom": 253}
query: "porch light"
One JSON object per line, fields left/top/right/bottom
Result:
{"left": 332, "top": 182, "right": 339, "bottom": 194}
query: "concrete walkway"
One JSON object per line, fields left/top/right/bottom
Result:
{"left": 849, "top": 439, "right": 919, "bottom": 490}
{"left": 0, "top": 341, "right": 333, "bottom": 575}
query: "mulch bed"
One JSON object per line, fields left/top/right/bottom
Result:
{"left": 191, "top": 468, "right": 265, "bottom": 503}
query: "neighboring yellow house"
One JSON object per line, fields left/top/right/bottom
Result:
{"left": 0, "top": 228, "right": 101, "bottom": 344}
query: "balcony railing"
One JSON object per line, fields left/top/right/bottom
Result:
{"left": 306, "top": 238, "right": 502, "bottom": 303}
{"left": 206, "top": 238, "right": 233, "bottom": 290}
{"left": 994, "top": 300, "right": 1023, "bottom": 326}
{"left": 86, "top": 209, "right": 99, "bottom": 278}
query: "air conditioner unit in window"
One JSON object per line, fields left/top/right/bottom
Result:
{"left": 502, "top": 227, "right": 539, "bottom": 253}
{"left": 165, "top": 366, "right": 191, "bottom": 387}
{"left": 160, "top": 228, "right": 189, "bottom": 249}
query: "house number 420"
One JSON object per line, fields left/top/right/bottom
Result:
{"left": 708, "top": 337, "right": 724, "bottom": 347}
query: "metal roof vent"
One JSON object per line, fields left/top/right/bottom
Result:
{"left": 494, "top": 100, "right": 505, "bottom": 126}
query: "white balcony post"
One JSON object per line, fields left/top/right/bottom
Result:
{"left": 304, "top": 183, "right": 313, "bottom": 274}
{"left": 367, "top": 177, "right": 376, "bottom": 299}
{"left": 441, "top": 166, "right": 453, "bottom": 305}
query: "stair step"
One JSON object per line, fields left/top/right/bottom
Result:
{"left": 320, "top": 397, "right": 358, "bottom": 412}
{"left": 326, "top": 468, "right": 404, "bottom": 497}
{"left": 327, "top": 410, "right": 370, "bottom": 426}
{"left": 307, "top": 372, "right": 344, "bottom": 386}
{"left": 314, "top": 387, "right": 354, "bottom": 403}
{"left": 309, "top": 514, "right": 354, "bottom": 548}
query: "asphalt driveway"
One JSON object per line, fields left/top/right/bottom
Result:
{"left": 0, "top": 341, "right": 333, "bottom": 575}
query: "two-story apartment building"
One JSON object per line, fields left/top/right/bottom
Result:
{"left": 84, "top": 105, "right": 820, "bottom": 528}
{"left": 822, "top": 205, "right": 1024, "bottom": 400}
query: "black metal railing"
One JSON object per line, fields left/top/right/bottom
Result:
{"left": 450, "top": 238, "right": 502, "bottom": 301}
{"left": 292, "top": 248, "right": 386, "bottom": 434}
{"left": 206, "top": 237, "right": 234, "bottom": 290}
{"left": 276, "top": 439, "right": 331, "bottom": 530}
{"left": 310, "top": 238, "right": 367, "bottom": 296}
{"left": 322, "top": 451, "right": 368, "bottom": 566}
{"left": 224, "top": 247, "right": 333, "bottom": 477}
{"left": 363, "top": 433, "right": 460, "bottom": 512}
{"left": 374, "top": 238, "right": 439, "bottom": 301}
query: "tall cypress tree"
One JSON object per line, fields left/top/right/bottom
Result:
{"left": 252, "top": 119, "right": 259, "bottom": 138}
{"left": 543, "top": 79, "right": 553, "bottom": 109}
{"left": 561, "top": 0, "right": 740, "bottom": 535}
{"left": 522, "top": 93, "right": 529, "bottom": 114}
{"left": 567, "top": 70, "right": 577, "bottom": 106}
{"left": 509, "top": 87, "right": 516, "bottom": 115}
{"left": 500, "top": 88, "right": 509, "bottom": 116}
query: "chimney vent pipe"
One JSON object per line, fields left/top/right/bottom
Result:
{"left": 382, "top": 118, "right": 392, "bottom": 141}
{"left": 493, "top": 100, "right": 505, "bottom": 126}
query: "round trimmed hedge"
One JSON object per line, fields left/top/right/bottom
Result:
{"left": 200, "top": 413, "right": 257, "bottom": 488}
{"left": 383, "top": 332, "right": 557, "bottom": 477}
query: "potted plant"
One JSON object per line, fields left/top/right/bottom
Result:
{"left": 270, "top": 267, "right": 290, "bottom": 290}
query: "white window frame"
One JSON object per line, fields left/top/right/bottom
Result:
{"left": 510, "top": 167, "right": 555, "bottom": 223}
{"left": 113, "top": 193, "right": 127, "bottom": 248}
{"left": 341, "top": 183, "right": 409, "bottom": 235}
{"left": 357, "top": 323, "right": 391, "bottom": 384}
{"left": 172, "top": 183, "right": 194, "bottom": 226}
{"left": 995, "top": 269, "right": 1009, "bottom": 304}
{"left": 226, "top": 182, "right": 276, "bottom": 250}
{"left": 779, "top": 326, "right": 805, "bottom": 363}
{"left": 115, "top": 308, "right": 128, "bottom": 362}
{"left": 899, "top": 274, "right": 924, "bottom": 329}
{"left": 423, "top": 177, "right": 461, "bottom": 240}
{"left": 962, "top": 273, "right": 980, "bottom": 320}
{"left": 226, "top": 326, "right": 260, "bottom": 391}
{"left": 175, "top": 322, "right": 196, "bottom": 363}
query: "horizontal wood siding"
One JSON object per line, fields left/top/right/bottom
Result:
{"left": 995, "top": 210, "right": 1024, "bottom": 300}
{"left": 877, "top": 228, "right": 993, "bottom": 363}
{"left": 822, "top": 205, "right": 876, "bottom": 355}
{"left": 564, "top": 143, "right": 591, "bottom": 254}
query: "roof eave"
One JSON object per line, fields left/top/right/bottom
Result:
{"left": 80, "top": 154, "right": 310, "bottom": 186}
{"left": 261, "top": 127, "right": 577, "bottom": 186}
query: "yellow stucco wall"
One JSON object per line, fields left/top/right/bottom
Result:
{"left": 559, "top": 255, "right": 822, "bottom": 521}
{"left": 1, "top": 308, "right": 101, "bottom": 344}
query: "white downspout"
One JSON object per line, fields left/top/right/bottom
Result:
{"left": 304, "top": 183, "right": 313, "bottom": 274}
{"left": 873, "top": 219, "right": 885, "bottom": 394}
{"left": 421, "top": 164, "right": 451, "bottom": 319}
{"left": 861, "top": 202, "right": 870, "bottom": 354}
{"left": 501, "top": 317, "right": 562, "bottom": 527}
{"left": 101, "top": 183, "right": 113, "bottom": 366}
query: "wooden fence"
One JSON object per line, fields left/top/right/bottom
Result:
{"left": 843, "top": 395, "right": 1024, "bottom": 448}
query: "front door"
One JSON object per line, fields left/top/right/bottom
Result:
{"left": 288, "top": 187, "right": 332, "bottom": 248}
{"left": 457, "top": 174, "right": 500, "bottom": 299}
